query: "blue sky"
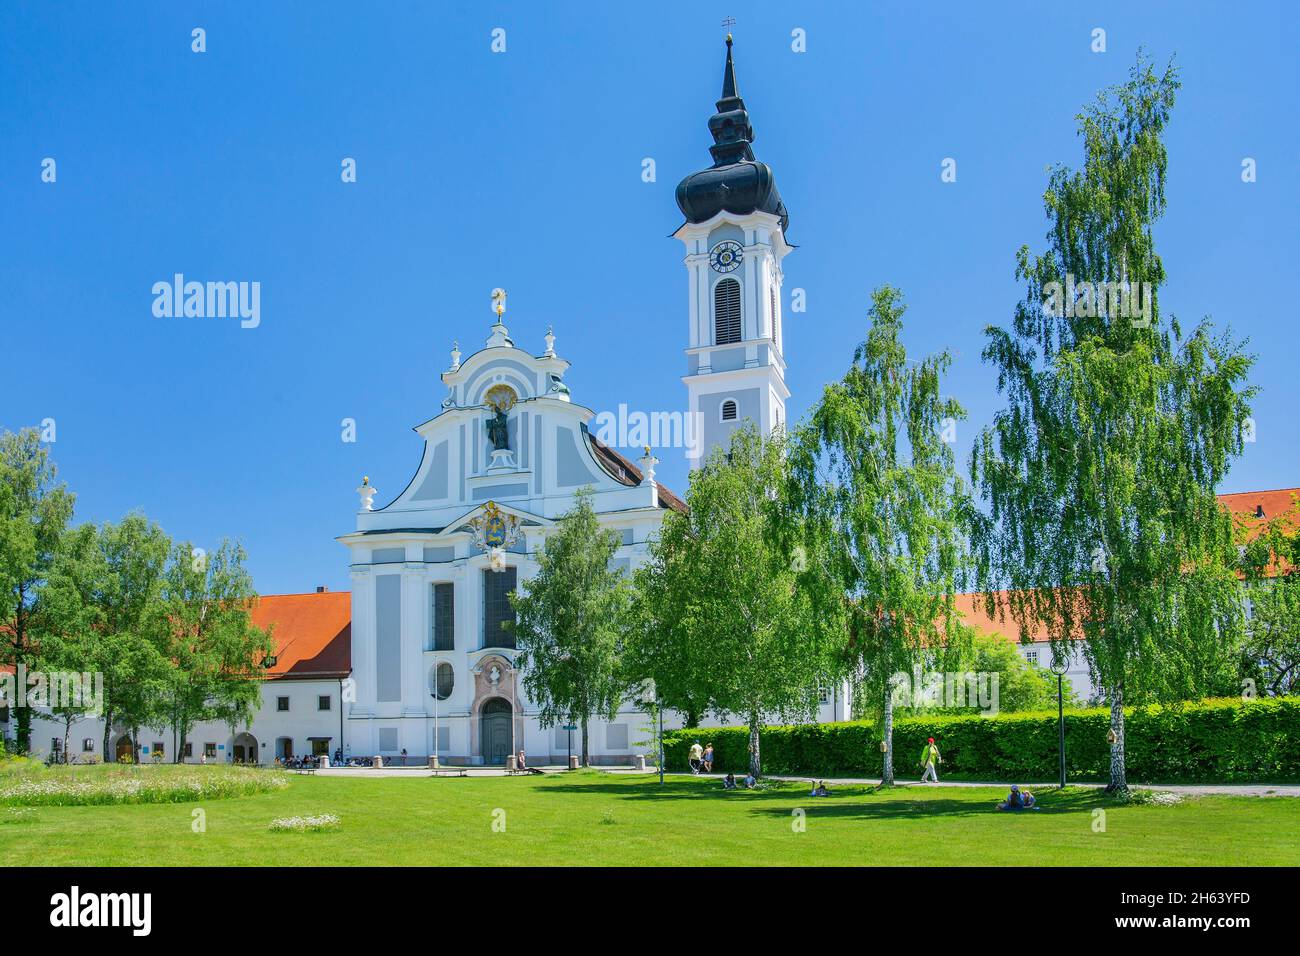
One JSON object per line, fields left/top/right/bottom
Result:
{"left": 3, "top": 1, "right": 1298, "bottom": 595}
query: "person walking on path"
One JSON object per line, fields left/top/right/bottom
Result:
{"left": 920, "top": 737, "right": 941, "bottom": 783}
{"left": 688, "top": 741, "right": 704, "bottom": 774}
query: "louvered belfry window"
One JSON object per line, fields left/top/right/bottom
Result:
{"left": 721, "top": 400, "right": 738, "bottom": 421}
{"left": 714, "top": 278, "right": 742, "bottom": 345}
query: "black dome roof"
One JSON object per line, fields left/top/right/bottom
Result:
{"left": 675, "top": 36, "right": 788, "bottom": 233}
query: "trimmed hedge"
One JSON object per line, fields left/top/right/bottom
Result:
{"left": 661, "top": 697, "right": 1300, "bottom": 783}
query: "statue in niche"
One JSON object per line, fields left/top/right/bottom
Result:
{"left": 488, "top": 664, "right": 502, "bottom": 686}
{"left": 487, "top": 407, "right": 510, "bottom": 451}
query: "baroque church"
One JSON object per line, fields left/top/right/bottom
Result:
{"left": 6, "top": 38, "right": 850, "bottom": 768}
{"left": 337, "top": 35, "right": 851, "bottom": 765}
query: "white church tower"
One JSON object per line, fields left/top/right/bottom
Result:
{"left": 675, "top": 35, "right": 792, "bottom": 466}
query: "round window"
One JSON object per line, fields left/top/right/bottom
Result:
{"left": 430, "top": 662, "right": 454, "bottom": 701}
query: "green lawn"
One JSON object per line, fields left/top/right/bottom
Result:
{"left": 3, "top": 769, "right": 1297, "bottom": 866}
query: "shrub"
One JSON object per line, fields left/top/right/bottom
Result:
{"left": 663, "top": 697, "right": 1300, "bottom": 783}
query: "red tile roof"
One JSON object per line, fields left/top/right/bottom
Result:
{"left": 959, "top": 488, "right": 1300, "bottom": 644}
{"left": 586, "top": 432, "right": 688, "bottom": 513}
{"left": 251, "top": 591, "right": 351, "bottom": 680}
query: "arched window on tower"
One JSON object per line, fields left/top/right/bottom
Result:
{"left": 714, "top": 278, "right": 742, "bottom": 345}
{"left": 720, "top": 399, "right": 738, "bottom": 422}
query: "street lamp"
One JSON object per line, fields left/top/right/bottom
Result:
{"left": 429, "top": 664, "right": 447, "bottom": 770}
{"left": 1049, "top": 655, "right": 1068, "bottom": 790}
{"left": 428, "top": 690, "right": 440, "bottom": 770}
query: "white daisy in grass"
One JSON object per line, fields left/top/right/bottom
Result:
{"left": 268, "top": 813, "right": 341, "bottom": 832}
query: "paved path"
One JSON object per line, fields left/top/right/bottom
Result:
{"left": 604, "top": 769, "right": 1300, "bottom": 798}
{"left": 314, "top": 764, "right": 1298, "bottom": 796}
{"left": 314, "top": 765, "right": 567, "bottom": 778}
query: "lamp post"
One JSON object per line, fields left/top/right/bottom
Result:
{"left": 1050, "top": 656, "right": 1068, "bottom": 789}
{"left": 429, "top": 680, "right": 441, "bottom": 769}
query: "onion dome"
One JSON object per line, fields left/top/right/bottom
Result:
{"left": 675, "top": 36, "right": 788, "bottom": 233}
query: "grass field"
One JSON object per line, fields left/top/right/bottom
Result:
{"left": 2, "top": 768, "right": 1297, "bottom": 866}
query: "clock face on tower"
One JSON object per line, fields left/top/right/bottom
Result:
{"left": 709, "top": 240, "right": 743, "bottom": 273}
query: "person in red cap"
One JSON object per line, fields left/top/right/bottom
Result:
{"left": 919, "top": 737, "right": 942, "bottom": 783}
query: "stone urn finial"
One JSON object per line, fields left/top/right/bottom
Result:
{"left": 639, "top": 447, "right": 659, "bottom": 484}
{"left": 544, "top": 325, "right": 556, "bottom": 357}
{"left": 449, "top": 340, "right": 461, "bottom": 371}
{"left": 356, "top": 476, "right": 378, "bottom": 512}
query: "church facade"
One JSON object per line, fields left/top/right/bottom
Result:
{"left": 5, "top": 38, "right": 860, "bottom": 767}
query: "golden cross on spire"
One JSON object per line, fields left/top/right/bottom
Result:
{"left": 491, "top": 287, "right": 507, "bottom": 318}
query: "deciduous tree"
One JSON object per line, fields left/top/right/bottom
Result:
{"left": 0, "top": 428, "right": 75, "bottom": 753}
{"left": 788, "top": 286, "right": 968, "bottom": 785}
{"left": 510, "top": 488, "right": 630, "bottom": 766}
{"left": 969, "top": 56, "right": 1256, "bottom": 792}
{"left": 634, "top": 424, "right": 844, "bottom": 778}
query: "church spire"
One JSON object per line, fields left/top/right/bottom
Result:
{"left": 720, "top": 33, "right": 738, "bottom": 100}
{"left": 675, "top": 35, "right": 788, "bottom": 232}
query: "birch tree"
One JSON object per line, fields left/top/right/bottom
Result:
{"left": 788, "top": 286, "right": 968, "bottom": 785}
{"left": 633, "top": 424, "right": 844, "bottom": 778}
{"left": 510, "top": 488, "right": 630, "bottom": 766}
{"left": 969, "top": 56, "right": 1255, "bottom": 792}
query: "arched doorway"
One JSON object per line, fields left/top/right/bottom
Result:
{"left": 114, "top": 735, "right": 135, "bottom": 763}
{"left": 480, "top": 698, "right": 512, "bottom": 765}
{"left": 232, "top": 732, "right": 258, "bottom": 764}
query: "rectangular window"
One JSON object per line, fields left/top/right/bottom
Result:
{"left": 277, "top": 696, "right": 290, "bottom": 712}
{"left": 606, "top": 723, "right": 629, "bottom": 751}
{"left": 482, "top": 567, "right": 518, "bottom": 649}
{"left": 204, "top": 742, "right": 217, "bottom": 758}
{"left": 435, "top": 725, "right": 450, "bottom": 753}
{"left": 318, "top": 695, "right": 331, "bottom": 711}
{"left": 311, "top": 739, "right": 330, "bottom": 757}
{"left": 82, "top": 738, "right": 95, "bottom": 752}
{"left": 378, "top": 728, "right": 399, "bottom": 752}
{"left": 1025, "top": 650, "right": 1039, "bottom": 665}
{"left": 432, "top": 582, "right": 455, "bottom": 651}
{"left": 51, "top": 737, "right": 62, "bottom": 754}
{"left": 152, "top": 741, "right": 164, "bottom": 758}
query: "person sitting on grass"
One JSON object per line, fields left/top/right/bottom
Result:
{"left": 743, "top": 772, "right": 757, "bottom": 789}
{"left": 810, "top": 780, "right": 830, "bottom": 797}
{"left": 722, "top": 773, "right": 737, "bottom": 790}
{"left": 997, "top": 784, "right": 1037, "bottom": 810}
